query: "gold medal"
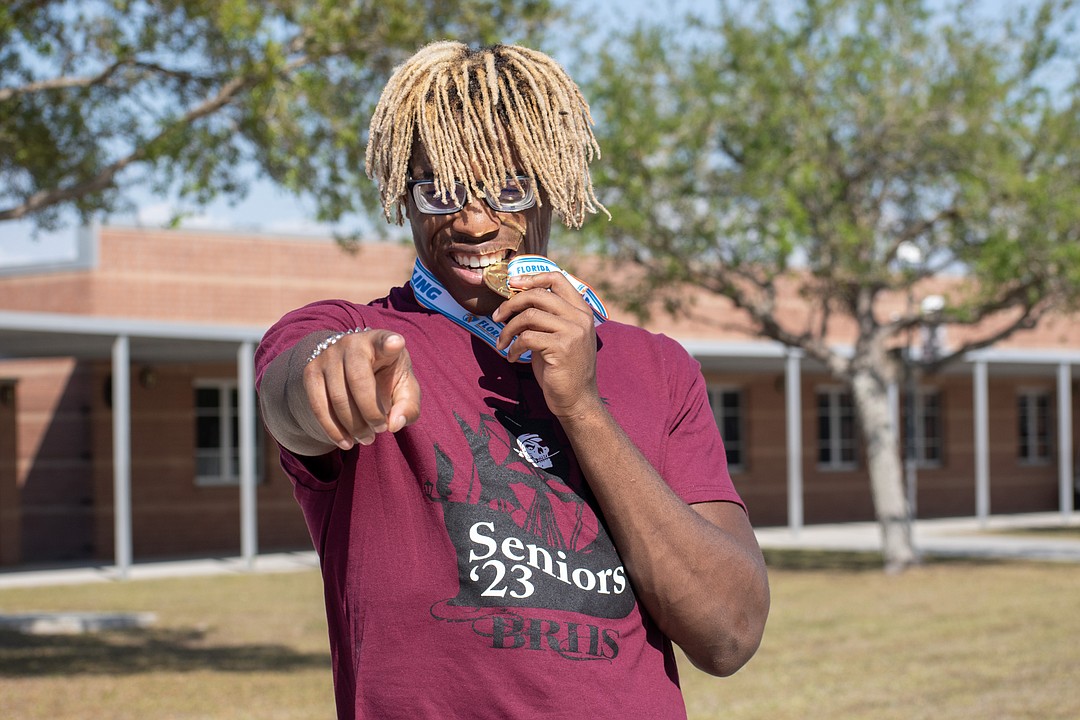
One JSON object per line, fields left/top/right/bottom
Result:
{"left": 483, "top": 261, "right": 514, "bottom": 299}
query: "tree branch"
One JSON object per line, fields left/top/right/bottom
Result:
{"left": 0, "top": 57, "right": 234, "bottom": 103}
{"left": 0, "top": 55, "right": 311, "bottom": 222}
{"left": 694, "top": 270, "right": 844, "bottom": 373}
{"left": 0, "top": 59, "right": 130, "bottom": 102}
{"left": 922, "top": 300, "right": 1047, "bottom": 373}
{"left": 715, "top": 133, "right": 744, "bottom": 166}
{"left": 895, "top": 206, "right": 961, "bottom": 247}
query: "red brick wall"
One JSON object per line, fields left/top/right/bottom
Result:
{"left": 0, "top": 228, "right": 416, "bottom": 327}
{"left": 0, "top": 379, "right": 20, "bottom": 565}
{"left": 2, "top": 227, "right": 1079, "bottom": 564}
{"left": 0, "top": 360, "right": 96, "bottom": 564}
{"left": 88, "top": 362, "right": 310, "bottom": 560}
{"left": 791, "top": 373, "right": 876, "bottom": 525}
{"left": 982, "top": 376, "right": 1069, "bottom": 513}
{"left": 702, "top": 370, "right": 1069, "bottom": 527}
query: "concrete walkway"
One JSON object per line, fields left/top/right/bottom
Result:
{"left": 755, "top": 512, "right": 1080, "bottom": 563}
{"left": 0, "top": 513, "right": 1078, "bottom": 591}
{"left": 0, "top": 550, "right": 320, "bottom": 590}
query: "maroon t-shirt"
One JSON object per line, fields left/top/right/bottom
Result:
{"left": 255, "top": 286, "right": 743, "bottom": 720}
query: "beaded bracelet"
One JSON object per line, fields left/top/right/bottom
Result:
{"left": 306, "top": 327, "right": 368, "bottom": 364}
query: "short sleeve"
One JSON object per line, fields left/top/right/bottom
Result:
{"left": 657, "top": 336, "right": 745, "bottom": 510}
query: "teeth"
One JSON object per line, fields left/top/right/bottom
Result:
{"left": 452, "top": 251, "right": 507, "bottom": 269}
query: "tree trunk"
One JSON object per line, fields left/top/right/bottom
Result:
{"left": 850, "top": 366, "right": 919, "bottom": 573}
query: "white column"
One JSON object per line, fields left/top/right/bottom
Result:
{"left": 112, "top": 335, "right": 133, "bottom": 578}
{"left": 238, "top": 341, "right": 258, "bottom": 569}
{"left": 785, "top": 350, "right": 804, "bottom": 535}
{"left": 1057, "top": 362, "right": 1074, "bottom": 519}
{"left": 973, "top": 360, "right": 990, "bottom": 527}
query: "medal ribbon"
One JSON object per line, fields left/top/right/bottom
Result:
{"left": 409, "top": 257, "right": 607, "bottom": 363}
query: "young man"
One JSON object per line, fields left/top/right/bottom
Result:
{"left": 257, "top": 41, "right": 769, "bottom": 719}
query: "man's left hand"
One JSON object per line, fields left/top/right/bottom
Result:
{"left": 492, "top": 271, "right": 601, "bottom": 419}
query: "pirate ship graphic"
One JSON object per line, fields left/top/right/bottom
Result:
{"left": 426, "top": 411, "right": 635, "bottom": 621}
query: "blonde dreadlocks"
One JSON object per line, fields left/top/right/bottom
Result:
{"left": 365, "top": 41, "right": 607, "bottom": 228}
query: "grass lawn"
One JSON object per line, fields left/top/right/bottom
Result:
{"left": 2, "top": 551, "right": 1079, "bottom": 719}
{"left": 0, "top": 571, "right": 336, "bottom": 720}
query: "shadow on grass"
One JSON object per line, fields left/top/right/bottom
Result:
{"left": 762, "top": 548, "right": 1001, "bottom": 572}
{"left": 0, "top": 627, "right": 329, "bottom": 677}
{"left": 986, "top": 525, "right": 1080, "bottom": 540}
{"left": 763, "top": 548, "right": 886, "bottom": 572}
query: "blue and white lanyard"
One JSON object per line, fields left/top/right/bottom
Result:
{"left": 409, "top": 256, "right": 608, "bottom": 363}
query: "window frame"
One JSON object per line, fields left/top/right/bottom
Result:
{"left": 194, "top": 379, "right": 263, "bottom": 487}
{"left": 904, "top": 386, "right": 944, "bottom": 469}
{"left": 1017, "top": 387, "right": 1053, "bottom": 466}
{"left": 707, "top": 385, "right": 746, "bottom": 473}
{"left": 816, "top": 386, "right": 858, "bottom": 471}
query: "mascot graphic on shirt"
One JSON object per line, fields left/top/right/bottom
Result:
{"left": 426, "top": 409, "right": 634, "bottom": 661}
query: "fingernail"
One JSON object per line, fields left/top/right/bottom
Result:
{"left": 372, "top": 423, "right": 388, "bottom": 434}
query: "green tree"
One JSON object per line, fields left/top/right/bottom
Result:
{"left": 579, "top": 0, "right": 1080, "bottom": 571}
{"left": 0, "top": 0, "right": 558, "bottom": 234}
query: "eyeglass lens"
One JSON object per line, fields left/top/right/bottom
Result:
{"left": 411, "top": 177, "right": 533, "bottom": 214}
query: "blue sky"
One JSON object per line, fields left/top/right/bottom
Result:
{"left": 0, "top": 0, "right": 1017, "bottom": 267}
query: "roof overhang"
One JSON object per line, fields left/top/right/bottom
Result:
{"left": 681, "top": 338, "right": 1080, "bottom": 378}
{"left": 0, "top": 310, "right": 266, "bottom": 365}
{"left": 1, "top": 309, "right": 1078, "bottom": 375}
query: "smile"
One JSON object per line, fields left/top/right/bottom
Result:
{"left": 451, "top": 250, "right": 510, "bottom": 270}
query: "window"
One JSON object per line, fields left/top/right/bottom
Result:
{"left": 817, "top": 388, "right": 857, "bottom": 470}
{"left": 708, "top": 387, "right": 744, "bottom": 472}
{"left": 903, "top": 388, "right": 943, "bottom": 467}
{"left": 1017, "top": 390, "right": 1052, "bottom": 464}
{"left": 195, "top": 381, "right": 262, "bottom": 486}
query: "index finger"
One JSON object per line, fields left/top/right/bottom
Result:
{"left": 365, "top": 329, "right": 422, "bottom": 430}
{"left": 340, "top": 329, "right": 410, "bottom": 435}
{"left": 368, "top": 329, "right": 408, "bottom": 371}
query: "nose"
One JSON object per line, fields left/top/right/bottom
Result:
{"left": 451, "top": 196, "right": 501, "bottom": 240}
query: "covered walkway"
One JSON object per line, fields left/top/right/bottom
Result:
{"left": 0, "top": 309, "right": 265, "bottom": 577}
{"left": 1, "top": 310, "right": 1077, "bottom": 578}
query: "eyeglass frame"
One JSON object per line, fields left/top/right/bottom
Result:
{"left": 405, "top": 175, "right": 536, "bottom": 215}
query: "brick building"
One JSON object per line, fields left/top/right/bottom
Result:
{"left": 0, "top": 225, "right": 1077, "bottom": 569}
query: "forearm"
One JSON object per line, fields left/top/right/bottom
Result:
{"left": 259, "top": 327, "right": 421, "bottom": 457}
{"left": 558, "top": 400, "right": 770, "bottom": 676}
{"left": 258, "top": 331, "right": 339, "bottom": 457}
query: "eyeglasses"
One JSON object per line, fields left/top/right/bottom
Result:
{"left": 406, "top": 175, "right": 535, "bottom": 215}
